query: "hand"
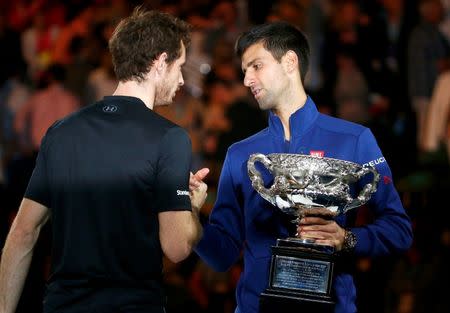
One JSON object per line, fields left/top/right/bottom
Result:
{"left": 189, "top": 168, "right": 209, "bottom": 191}
{"left": 297, "top": 216, "right": 346, "bottom": 251}
{"left": 189, "top": 168, "right": 210, "bottom": 214}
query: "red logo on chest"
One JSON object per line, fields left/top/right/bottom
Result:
{"left": 309, "top": 150, "right": 324, "bottom": 157}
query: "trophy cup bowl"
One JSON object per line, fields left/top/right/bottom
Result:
{"left": 247, "top": 153, "right": 380, "bottom": 312}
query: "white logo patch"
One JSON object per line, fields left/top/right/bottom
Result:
{"left": 363, "top": 157, "right": 385, "bottom": 168}
{"left": 177, "top": 190, "right": 190, "bottom": 196}
{"left": 103, "top": 105, "right": 118, "bottom": 113}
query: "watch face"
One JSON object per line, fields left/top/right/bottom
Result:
{"left": 344, "top": 230, "right": 357, "bottom": 251}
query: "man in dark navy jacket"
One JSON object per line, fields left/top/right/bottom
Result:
{"left": 0, "top": 8, "right": 208, "bottom": 313}
{"left": 191, "top": 21, "right": 412, "bottom": 313}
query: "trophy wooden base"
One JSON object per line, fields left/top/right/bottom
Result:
{"left": 259, "top": 238, "right": 336, "bottom": 313}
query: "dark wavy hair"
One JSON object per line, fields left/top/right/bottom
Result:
{"left": 109, "top": 7, "right": 191, "bottom": 82}
{"left": 235, "top": 21, "right": 310, "bottom": 84}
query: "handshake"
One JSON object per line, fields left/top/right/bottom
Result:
{"left": 189, "top": 168, "right": 210, "bottom": 214}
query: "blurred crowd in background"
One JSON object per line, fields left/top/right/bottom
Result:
{"left": 0, "top": 0, "right": 449, "bottom": 312}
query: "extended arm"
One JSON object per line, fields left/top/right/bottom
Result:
{"left": 0, "top": 198, "right": 50, "bottom": 313}
{"left": 159, "top": 179, "right": 208, "bottom": 263}
{"left": 194, "top": 153, "right": 245, "bottom": 272}
{"left": 156, "top": 127, "right": 208, "bottom": 263}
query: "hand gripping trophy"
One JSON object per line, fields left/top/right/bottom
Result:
{"left": 247, "top": 153, "right": 380, "bottom": 312}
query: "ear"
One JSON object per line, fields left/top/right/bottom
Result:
{"left": 154, "top": 52, "right": 168, "bottom": 75}
{"left": 282, "top": 50, "right": 298, "bottom": 74}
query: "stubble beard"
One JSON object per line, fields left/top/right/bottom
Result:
{"left": 155, "top": 81, "right": 177, "bottom": 106}
{"left": 256, "top": 90, "right": 275, "bottom": 111}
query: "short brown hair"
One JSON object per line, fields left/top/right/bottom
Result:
{"left": 235, "top": 21, "right": 310, "bottom": 84}
{"left": 109, "top": 7, "right": 191, "bottom": 82}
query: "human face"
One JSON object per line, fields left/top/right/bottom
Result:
{"left": 155, "top": 42, "right": 186, "bottom": 106}
{"left": 241, "top": 42, "right": 289, "bottom": 111}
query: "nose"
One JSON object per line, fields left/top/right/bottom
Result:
{"left": 179, "top": 73, "right": 184, "bottom": 86}
{"left": 243, "top": 71, "right": 254, "bottom": 87}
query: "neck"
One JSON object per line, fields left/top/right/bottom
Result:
{"left": 273, "top": 84, "right": 307, "bottom": 141}
{"left": 113, "top": 80, "right": 155, "bottom": 109}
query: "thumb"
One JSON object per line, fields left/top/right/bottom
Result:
{"left": 194, "top": 168, "right": 210, "bottom": 180}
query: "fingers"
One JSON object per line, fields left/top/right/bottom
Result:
{"left": 298, "top": 223, "right": 334, "bottom": 232}
{"left": 189, "top": 172, "right": 200, "bottom": 191}
{"left": 299, "top": 216, "right": 331, "bottom": 225}
{"left": 297, "top": 220, "right": 345, "bottom": 249}
{"left": 189, "top": 168, "right": 210, "bottom": 191}
{"left": 190, "top": 181, "right": 208, "bottom": 213}
{"left": 197, "top": 181, "right": 208, "bottom": 193}
{"left": 194, "top": 168, "right": 210, "bottom": 180}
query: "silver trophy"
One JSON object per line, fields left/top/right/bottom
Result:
{"left": 248, "top": 153, "right": 380, "bottom": 311}
{"left": 248, "top": 153, "right": 380, "bottom": 228}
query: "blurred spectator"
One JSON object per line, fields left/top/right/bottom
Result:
{"left": 303, "top": 0, "right": 329, "bottom": 93}
{"left": 0, "top": 13, "right": 24, "bottom": 87}
{"left": 21, "top": 11, "right": 61, "bottom": 82}
{"left": 368, "top": 0, "right": 416, "bottom": 111}
{"left": 6, "top": 0, "right": 46, "bottom": 32}
{"left": 334, "top": 50, "right": 370, "bottom": 123}
{"left": 420, "top": 70, "right": 450, "bottom": 162}
{"left": 440, "top": 0, "right": 450, "bottom": 41}
{"left": 0, "top": 65, "right": 31, "bottom": 165}
{"left": 51, "top": 6, "right": 95, "bottom": 65}
{"left": 321, "top": 0, "right": 375, "bottom": 113}
{"left": 64, "top": 35, "right": 98, "bottom": 101}
{"left": 204, "top": 0, "right": 241, "bottom": 57}
{"left": 407, "top": 0, "right": 450, "bottom": 146}
{"left": 216, "top": 84, "right": 267, "bottom": 162}
{"left": 13, "top": 63, "right": 80, "bottom": 152}
{"left": 182, "top": 26, "right": 212, "bottom": 98}
{"left": 84, "top": 49, "right": 118, "bottom": 104}
{"left": 201, "top": 73, "right": 234, "bottom": 159}
{"left": 266, "top": 0, "right": 306, "bottom": 28}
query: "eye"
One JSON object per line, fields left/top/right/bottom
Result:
{"left": 253, "top": 63, "right": 262, "bottom": 70}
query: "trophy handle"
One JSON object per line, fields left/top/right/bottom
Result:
{"left": 345, "top": 166, "right": 380, "bottom": 212}
{"left": 247, "top": 153, "right": 276, "bottom": 205}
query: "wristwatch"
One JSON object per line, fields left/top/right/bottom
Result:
{"left": 342, "top": 228, "right": 357, "bottom": 253}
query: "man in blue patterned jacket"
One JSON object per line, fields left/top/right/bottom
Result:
{"left": 191, "top": 21, "right": 413, "bottom": 313}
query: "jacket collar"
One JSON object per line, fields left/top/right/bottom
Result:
{"left": 268, "top": 96, "right": 319, "bottom": 139}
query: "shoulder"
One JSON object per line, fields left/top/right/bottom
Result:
{"left": 149, "top": 112, "right": 191, "bottom": 144}
{"left": 44, "top": 107, "right": 84, "bottom": 135}
{"left": 316, "top": 113, "right": 367, "bottom": 138}
{"left": 227, "top": 127, "right": 270, "bottom": 155}
{"left": 45, "top": 104, "right": 93, "bottom": 134}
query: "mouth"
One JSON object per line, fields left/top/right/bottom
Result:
{"left": 251, "top": 88, "right": 262, "bottom": 98}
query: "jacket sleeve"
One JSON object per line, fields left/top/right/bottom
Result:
{"left": 195, "top": 151, "right": 245, "bottom": 271}
{"left": 351, "top": 128, "right": 413, "bottom": 257}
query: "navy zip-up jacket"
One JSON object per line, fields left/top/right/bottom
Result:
{"left": 195, "top": 96, "right": 413, "bottom": 313}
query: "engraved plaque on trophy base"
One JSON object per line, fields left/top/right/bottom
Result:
{"left": 259, "top": 239, "right": 335, "bottom": 313}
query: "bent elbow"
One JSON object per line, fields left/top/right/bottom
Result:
{"left": 165, "top": 253, "right": 188, "bottom": 264}
{"left": 163, "top": 241, "right": 193, "bottom": 264}
{"left": 162, "top": 231, "right": 202, "bottom": 264}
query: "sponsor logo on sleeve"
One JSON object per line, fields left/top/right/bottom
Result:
{"left": 362, "top": 157, "right": 385, "bottom": 168}
{"left": 177, "top": 190, "right": 190, "bottom": 196}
